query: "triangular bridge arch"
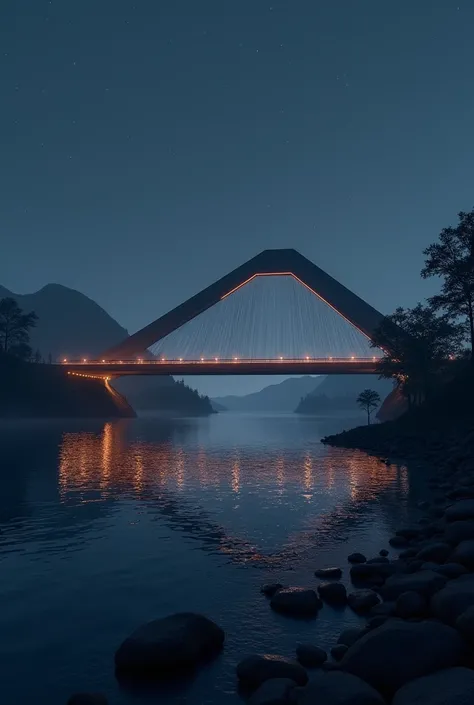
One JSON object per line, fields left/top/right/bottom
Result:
{"left": 102, "top": 249, "right": 385, "bottom": 360}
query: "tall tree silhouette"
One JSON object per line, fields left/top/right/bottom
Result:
{"left": 357, "top": 389, "right": 380, "bottom": 425}
{"left": 422, "top": 208, "right": 474, "bottom": 360}
{"left": 371, "top": 304, "right": 463, "bottom": 406}
{"left": 0, "top": 297, "right": 38, "bottom": 359}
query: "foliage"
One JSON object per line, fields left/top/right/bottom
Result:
{"left": 356, "top": 388, "right": 380, "bottom": 425}
{"left": 422, "top": 208, "right": 474, "bottom": 358}
{"left": 0, "top": 297, "right": 38, "bottom": 360}
{"left": 372, "top": 303, "right": 463, "bottom": 405}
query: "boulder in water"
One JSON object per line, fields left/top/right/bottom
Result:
{"left": 392, "top": 667, "right": 474, "bottom": 705}
{"left": 270, "top": 588, "right": 322, "bottom": 617}
{"left": 237, "top": 655, "right": 308, "bottom": 689}
{"left": 295, "top": 671, "right": 385, "bottom": 705}
{"left": 339, "top": 619, "right": 465, "bottom": 698}
{"left": 296, "top": 644, "right": 327, "bottom": 667}
{"left": 114, "top": 612, "right": 224, "bottom": 677}
{"left": 317, "top": 582, "right": 347, "bottom": 606}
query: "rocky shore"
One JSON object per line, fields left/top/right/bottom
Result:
{"left": 68, "top": 436, "right": 474, "bottom": 705}
{"left": 67, "top": 375, "right": 474, "bottom": 705}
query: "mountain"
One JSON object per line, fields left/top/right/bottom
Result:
{"left": 0, "top": 283, "right": 128, "bottom": 360}
{"left": 0, "top": 283, "right": 213, "bottom": 415}
{"left": 295, "top": 374, "right": 394, "bottom": 414}
{"left": 211, "top": 400, "right": 227, "bottom": 412}
{"left": 213, "top": 376, "right": 322, "bottom": 412}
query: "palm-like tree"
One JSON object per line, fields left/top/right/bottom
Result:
{"left": 357, "top": 389, "right": 381, "bottom": 425}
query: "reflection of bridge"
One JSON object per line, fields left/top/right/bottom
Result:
{"left": 58, "top": 420, "right": 409, "bottom": 569}
{"left": 63, "top": 357, "right": 379, "bottom": 377}
{"left": 58, "top": 249, "right": 386, "bottom": 378}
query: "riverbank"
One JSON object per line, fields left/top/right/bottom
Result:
{"left": 0, "top": 354, "right": 135, "bottom": 418}
{"left": 322, "top": 368, "right": 474, "bottom": 469}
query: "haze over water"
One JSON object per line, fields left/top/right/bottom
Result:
{"left": 0, "top": 412, "right": 426, "bottom": 704}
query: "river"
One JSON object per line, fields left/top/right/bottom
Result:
{"left": 0, "top": 412, "right": 428, "bottom": 704}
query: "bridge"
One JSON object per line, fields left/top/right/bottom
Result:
{"left": 60, "top": 248, "right": 386, "bottom": 378}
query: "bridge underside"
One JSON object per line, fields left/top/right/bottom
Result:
{"left": 65, "top": 360, "right": 378, "bottom": 377}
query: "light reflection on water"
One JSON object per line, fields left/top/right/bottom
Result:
{"left": 0, "top": 413, "right": 418, "bottom": 705}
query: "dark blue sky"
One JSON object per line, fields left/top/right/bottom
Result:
{"left": 1, "top": 1, "right": 474, "bottom": 394}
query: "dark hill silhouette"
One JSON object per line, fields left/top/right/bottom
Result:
{"left": 0, "top": 283, "right": 213, "bottom": 415}
{"left": 295, "top": 374, "right": 394, "bottom": 414}
{"left": 0, "top": 350, "right": 134, "bottom": 419}
{"left": 0, "top": 283, "right": 128, "bottom": 359}
{"left": 213, "top": 375, "right": 322, "bottom": 412}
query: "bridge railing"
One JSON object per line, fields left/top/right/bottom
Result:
{"left": 60, "top": 356, "right": 381, "bottom": 365}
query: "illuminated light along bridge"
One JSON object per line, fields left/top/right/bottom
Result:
{"left": 62, "top": 357, "right": 380, "bottom": 378}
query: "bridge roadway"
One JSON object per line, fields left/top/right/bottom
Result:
{"left": 61, "top": 357, "right": 379, "bottom": 377}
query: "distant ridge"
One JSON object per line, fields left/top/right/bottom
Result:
{"left": 213, "top": 375, "right": 322, "bottom": 412}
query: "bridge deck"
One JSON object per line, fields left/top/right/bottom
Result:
{"left": 61, "top": 358, "right": 379, "bottom": 377}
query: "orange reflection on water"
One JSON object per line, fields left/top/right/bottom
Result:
{"left": 57, "top": 421, "right": 410, "bottom": 568}
{"left": 58, "top": 422, "right": 406, "bottom": 511}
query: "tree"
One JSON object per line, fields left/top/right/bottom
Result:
{"left": 357, "top": 389, "right": 381, "bottom": 425}
{"left": 371, "top": 303, "right": 463, "bottom": 406}
{"left": 0, "top": 297, "right": 38, "bottom": 359}
{"left": 422, "top": 208, "right": 474, "bottom": 360}
{"left": 34, "top": 349, "right": 42, "bottom": 364}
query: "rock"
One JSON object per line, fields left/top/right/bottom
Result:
{"left": 317, "top": 582, "right": 347, "bottom": 606}
{"left": 237, "top": 655, "right": 308, "bottom": 689}
{"left": 395, "top": 591, "right": 427, "bottom": 619}
{"left": 347, "top": 552, "right": 366, "bottom": 564}
{"left": 367, "top": 557, "right": 389, "bottom": 564}
{"left": 444, "top": 520, "right": 474, "bottom": 545}
{"left": 417, "top": 542, "right": 452, "bottom": 563}
{"left": 294, "top": 671, "right": 385, "bottom": 705}
{"left": 406, "top": 560, "right": 424, "bottom": 573}
{"left": 445, "top": 500, "right": 474, "bottom": 522}
{"left": 417, "top": 500, "right": 430, "bottom": 510}
{"left": 349, "top": 561, "right": 396, "bottom": 585}
{"left": 296, "top": 644, "right": 327, "bottom": 668}
{"left": 434, "top": 563, "right": 468, "bottom": 579}
{"left": 399, "top": 548, "right": 419, "bottom": 560}
{"left": 451, "top": 539, "right": 474, "bottom": 569}
{"left": 367, "top": 616, "right": 389, "bottom": 629}
{"left": 67, "top": 696, "right": 108, "bottom": 705}
{"left": 431, "top": 574, "right": 474, "bottom": 624}
{"left": 270, "top": 588, "right": 322, "bottom": 617}
{"left": 396, "top": 527, "right": 423, "bottom": 540}
{"left": 389, "top": 536, "right": 410, "bottom": 548}
{"left": 378, "top": 570, "right": 447, "bottom": 600}
{"left": 314, "top": 567, "right": 342, "bottom": 579}
{"left": 261, "top": 583, "right": 284, "bottom": 597}
{"left": 379, "top": 549, "right": 389, "bottom": 557}
{"left": 368, "top": 601, "right": 395, "bottom": 617}
{"left": 330, "top": 645, "right": 348, "bottom": 662}
{"left": 337, "top": 627, "right": 369, "bottom": 647}
{"left": 321, "top": 662, "right": 341, "bottom": 672}
{"left": 391, "top": 667, "right": 474, "bottom": 705}
{"left": 421, "top": 562, "right": 441, "bottom": 571}
{"left": 347, "top": 589, "right": 380, "bottom": 614}
{"left": 114, "top": 612, "right": 224, "bottom": 676}
{"left": 249, "top": 678, "right": 297, "bottom": 705}
{"left": 455, "top": 605, "right": 474, "bottom": 645}
{"left": 339, "top": 619, "right": 465, "bottom": 698}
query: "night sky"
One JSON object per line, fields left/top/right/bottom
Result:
{"left": 2, "top": 1, "right": 474, "bottom": 396}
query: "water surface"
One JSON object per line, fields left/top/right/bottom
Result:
{"left": 0, "top": 412, "right": 426, "bottom": 704}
